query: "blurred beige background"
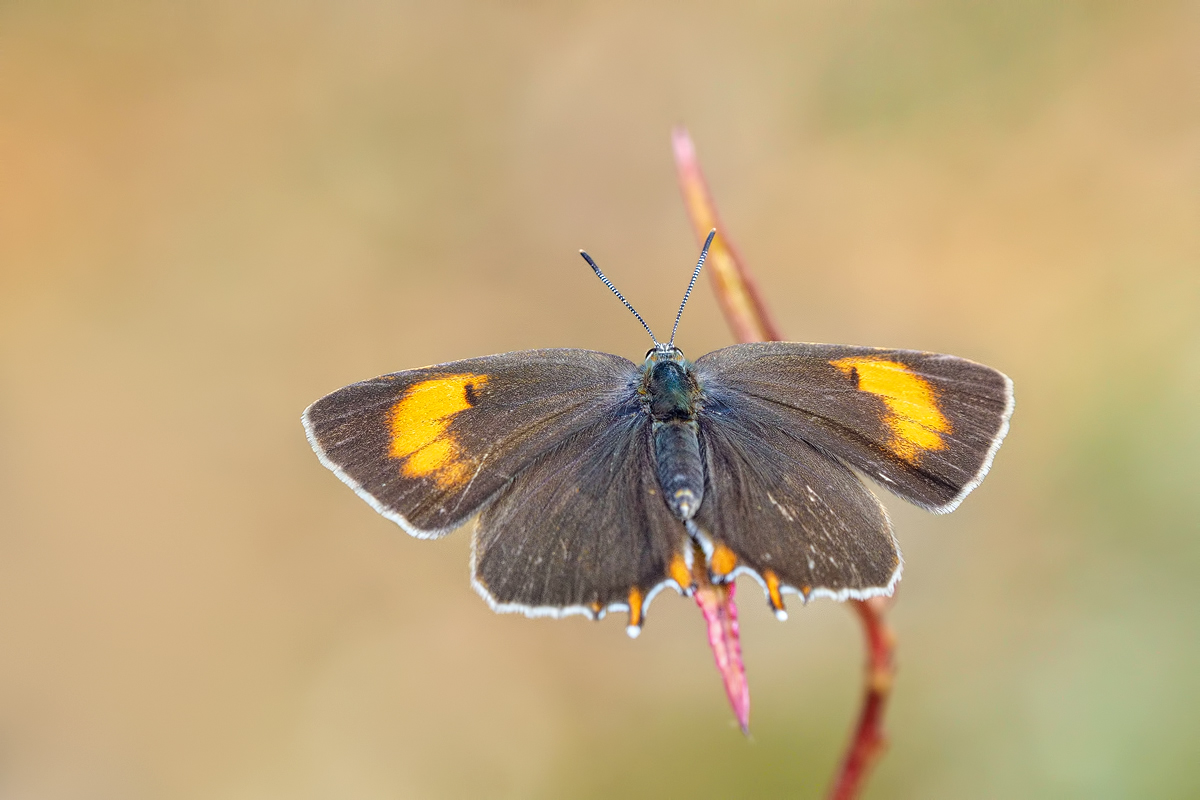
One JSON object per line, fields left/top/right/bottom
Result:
{"left": 2, "top": 1, "right": 1198, "bottom": 798}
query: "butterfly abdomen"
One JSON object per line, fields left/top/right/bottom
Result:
{"left": 653, "top": 420, "right": 703, "bottom": 520}
{"left": 645, "top": 357, "right": 705, "bottom": 521}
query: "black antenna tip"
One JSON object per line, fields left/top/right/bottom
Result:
{"left": 579, "top": 246, "right": 660, "bottom": 346}
{"left": 667, "top": 230, "right": 717, "bottom": 348}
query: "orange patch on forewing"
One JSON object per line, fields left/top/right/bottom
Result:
{"left": 389, "top": 373, "right": 488, "bottom": 489}
{"left": 831, "top": 356, "right": 951, "bottom": 464}
{"left": 710, "top": 543, "right": 738, "bottom": 577}
{"left": 627, "top": 586, "right": 644, "bottom": 628}
{"left": 668, "top": 553, "right": 693, "bottom": 589}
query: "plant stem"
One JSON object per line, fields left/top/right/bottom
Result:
{"left": 671, "top": 129, "right": 783, "bottom": 344}
{"left": 692, "top": 561, "right": 750, "bottom": 734}
{"left": 671, "top": 126, "right": 897, "bottom": 800}
{"left": 828, "top": 597, "right": 895, "bottom": 800}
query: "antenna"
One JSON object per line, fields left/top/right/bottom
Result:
{"left": 668, "top": 229, "right": 716, "bottom": 349}
{"left": 579, "top": 249, "right": 660, "bottom": 347}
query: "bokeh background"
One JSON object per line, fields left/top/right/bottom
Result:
{"left": 2, "top": 1, "right": 1198, "bottom": 797}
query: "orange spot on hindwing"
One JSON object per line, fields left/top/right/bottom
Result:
{"left": 390, "top": 374, "right": 488, "bottom": 489}
{"left": 710, "top": 543, "right": 738, "bottom": 577}
{"left": 668, "top": 552, "right": 693, "bottom": 590}
{"left": 627, "top": 587, "right": 644, "bottom": 631}
{"left": 763, "top": 569, "right": 785, "bottom": 614}
{"left": 831, "top": 356, "right": 951, "bottom": 464}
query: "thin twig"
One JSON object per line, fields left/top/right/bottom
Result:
{"left": 671, "top": 126, "right": 897, "bottom": 800}
{"left": 690, "top": 543, "right": 750, "bottom": 734}
{"left": 670, "top": 129, "right": 783, "bottom": 344}
{"left": 828, "top": 597, "right": 896, "bottom": 800}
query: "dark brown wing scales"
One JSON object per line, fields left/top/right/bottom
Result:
{"left": 694, "top": 342, "right": 1013, "bottom": 513}
{"left": 472, "top": 409, "right": 691, "bottom": 634}
{"left": 692, "top": 396, "right": 901, "bottom": 608}
{"left": 306, "top": 340, "right": 1009, "bottom": 626}
{"left": 303, "top": 349, "right": 641, "bottom": 537}
{"left": 305, "top": 347, "right": 695, "bottom": 631}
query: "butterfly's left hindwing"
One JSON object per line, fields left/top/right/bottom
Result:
{"left": 472, "top": 408, "right": 690, "bottom": 623}
{"left": 303, "top": 349, "right": 640, "bottom": 537}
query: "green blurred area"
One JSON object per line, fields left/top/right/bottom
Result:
{"left": 1, "top": 1, "right": 1197, "bottom": 797}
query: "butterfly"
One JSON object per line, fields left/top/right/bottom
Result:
{"left": 303, "top": 231, "right": 1014, "bottom": 636}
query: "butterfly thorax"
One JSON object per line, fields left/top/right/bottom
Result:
{"left": 641, "top": 353, "right": 705, "bottom": 522}
{"left": 645, "top": 357, "right": 697, "bottom": 419}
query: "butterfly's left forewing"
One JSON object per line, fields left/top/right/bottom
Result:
{"left": 306, "top": 347, "right": 692, "bottom": 628}
{"left": 303, "top": 348, "right": 641, "bottom": 538}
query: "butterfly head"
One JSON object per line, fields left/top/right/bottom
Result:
{"left": 644, "top": 345, "right": 686, "bottom": 364}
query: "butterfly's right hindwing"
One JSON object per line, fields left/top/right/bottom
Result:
{"left": 693, "top": 400, "right": 901, "bottom": 602}
{"left": 303, "top": 348, "right": 640, "bottom": 537}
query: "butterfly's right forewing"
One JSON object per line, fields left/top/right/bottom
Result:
{"left": 695, "top": 342, "right": 1013, "bottom": 513}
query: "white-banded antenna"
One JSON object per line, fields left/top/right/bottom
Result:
{"left": 579, "top": 249, "right": 660, "bottom": 347}
{"left": 668, "top": 229, "right": 716, "bottom": 349}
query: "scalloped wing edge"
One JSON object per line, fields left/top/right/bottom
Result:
{"left": 468, "top": 532, "right": 695, "bottom": 638}
{"left": 469, "top": 525, "right": 903, "bottom": 636}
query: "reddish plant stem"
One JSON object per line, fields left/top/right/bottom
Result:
{"left": 671, "top": 126, "right": 897, "bottom": 799}
{"left": 670, "top": 129, "right": 784, "bottom": 344}
{"left": 828, "top": 597, "right": 896, "bottom": 800}
{"left": 693, "top": 571, "right": 750, "bottom": 734}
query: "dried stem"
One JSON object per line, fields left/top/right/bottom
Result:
{"left": 671, "top": 126, "right": 897, "bottom": 799}
{"left": 670, "top": 131, "right": 784, "bottom": 344}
